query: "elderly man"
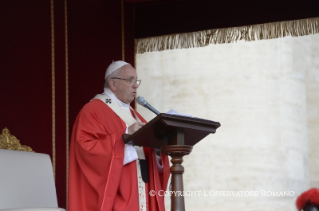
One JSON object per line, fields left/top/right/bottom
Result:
{"left": 69, "top": 61, "right": 170, "bottom": 211}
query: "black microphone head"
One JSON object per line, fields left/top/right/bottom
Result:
{"left": 136, "top": 96, "right": 147, "bottom": 106}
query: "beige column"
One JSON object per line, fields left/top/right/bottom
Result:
{"left": 306, "top": 34, "right": 319, "bottom": 188}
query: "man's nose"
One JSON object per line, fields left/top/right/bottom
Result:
{"left": 132, "top": 83, "right": 139, "bottom": 88}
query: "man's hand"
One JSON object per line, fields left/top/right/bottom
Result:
{"left": 127, "top": 122, "right": 145, "bottom": 134}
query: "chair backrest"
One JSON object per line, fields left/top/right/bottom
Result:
{"left": 0, "top": 149, "right": 58, "bottom": 209}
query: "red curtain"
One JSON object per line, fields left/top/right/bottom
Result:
{"left": 0, "top": 0, "right": 135, "bottom": 208}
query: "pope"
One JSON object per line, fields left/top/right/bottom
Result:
{"left": 68, "top": 61, "right": 170, "bottom": 211}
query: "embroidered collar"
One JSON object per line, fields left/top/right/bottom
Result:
{"left": 103, "top": 88, "right": 130, "bottom": 108}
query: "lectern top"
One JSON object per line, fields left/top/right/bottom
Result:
{"left": 123, "top": 113, "right": 221, "bottom": 149}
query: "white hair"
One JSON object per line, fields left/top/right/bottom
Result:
{"left": 104, "top": 67, "right": 121, "bottom": 88}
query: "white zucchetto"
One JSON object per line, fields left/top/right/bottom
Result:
{"left": 105, "top": 60, "right": 129, "bottom": 79}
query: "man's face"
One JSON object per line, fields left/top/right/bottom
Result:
{"left": 112, "top": 65, "right": 139, "bottom": 104}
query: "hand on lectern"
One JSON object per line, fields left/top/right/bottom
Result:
{"left": 128, "top": 122, "right": 145, "bottom": 134}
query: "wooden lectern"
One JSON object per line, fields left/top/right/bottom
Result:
{"left": 123, "top": 113, "right": 221, "bottom": 211}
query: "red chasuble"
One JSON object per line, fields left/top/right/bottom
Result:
{"left": 69, "top": 99, "right": 170, "bottom": 211}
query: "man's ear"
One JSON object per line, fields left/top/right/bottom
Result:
{"left": 109, "top": 79, "right": 116, "bottom": 90}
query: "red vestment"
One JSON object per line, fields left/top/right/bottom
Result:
{"left": 69, "top": 99, "right": 170, "bottom": 211}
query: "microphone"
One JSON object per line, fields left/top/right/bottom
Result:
{"left": 136, "top": 96, "right": 160, "bottom": 115}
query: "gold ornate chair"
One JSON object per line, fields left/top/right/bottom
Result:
{"left": 0, "top": 128, "right": 65, "bottom": 211}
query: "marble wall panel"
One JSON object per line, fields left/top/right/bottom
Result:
{"left": 136, "top": 34, "right": 319, "bottom": 211}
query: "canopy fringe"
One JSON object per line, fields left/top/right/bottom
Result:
{"left": 136, "top": 17, "right": 319, "bottom": 54}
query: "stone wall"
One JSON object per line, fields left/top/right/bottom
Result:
{"left": 306, "top": 35, "right": 319, "bottom": 189}
{"left": 136, "top": 34, "right": 319, "bottom": 211}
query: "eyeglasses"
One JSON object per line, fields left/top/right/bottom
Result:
{"left": 112, "top": 77, "right": 141, "bottom": 86}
